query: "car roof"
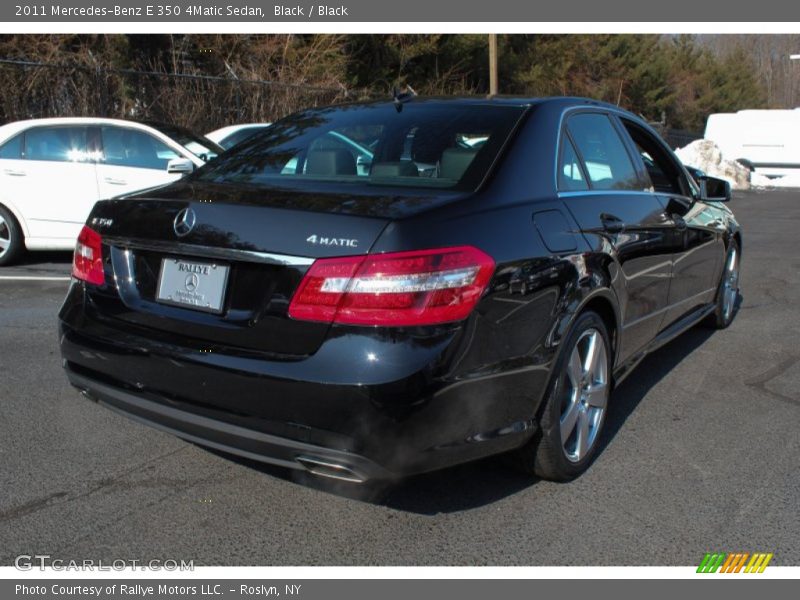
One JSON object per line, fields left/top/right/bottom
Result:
{"left": 0, "top": 116, "right": 170, "bottom": 140}
{"left": 310, "top": 95, "right": 626, "bottom": 112}
{"left": 206, "top": 123, "right": 270, "bottom": 135}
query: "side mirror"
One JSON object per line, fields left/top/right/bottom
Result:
{"left": 699, "top": 175, "right": 732, "bottom": 203}
{"left": 683, "top": 165, "right": 705, "bottom": 185}
{"left": 167, "top": 158, "right": 195, "bottom": 175}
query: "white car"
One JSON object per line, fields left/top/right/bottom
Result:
{"left": 205, "top": 123, "right": 271, "bottom": 150}
{"left": 0, "top": 117, "right": 222, "bottom": 265}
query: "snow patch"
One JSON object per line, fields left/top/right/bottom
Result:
{"left": 751, "top": 172, "right": 800, "bottom": 189}
{"left": 674, "top": 138, "right": 800, "bottom": 190}
{"left": 674, "top": 139, "right": 751, "bottom": 190}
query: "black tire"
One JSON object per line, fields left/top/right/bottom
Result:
{"left": 705, "top": 239, "right": 740, "bottom": 330}
{"left": 513, "top": 310, "right": 612, "bottom": 482}
{"left": 0, "top": 205, "right": 25, "bottom": 266}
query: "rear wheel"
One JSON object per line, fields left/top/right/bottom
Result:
{"left": 706, "top": 239, "right": 740, "bottom": 329}
{"left": 514, "top": 311, "right": 611, "bottom": 482}
{"left": 0, "top": 206, "right": 25, "bottom": 266}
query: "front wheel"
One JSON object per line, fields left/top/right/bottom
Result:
{"left": 706, "top": 239, "right": 740, "bottom": 329}
{"left": 0, "top": 206, "right": 25, "bottom": 266}
{"left": 514, "top": 311, "right": 612, "bottom": 482}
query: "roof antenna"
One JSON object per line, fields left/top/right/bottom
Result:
{"left": 393, "top": 84, "right": 417, "bottom": 112}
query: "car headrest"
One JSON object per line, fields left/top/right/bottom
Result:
{"left": 305, "top": 149, "right": 356, "bottom": 176}
{"left": 439, "top": 147, "right": 478, "bottom": 181}
{"left": 370, "top": 161, "right": 418, "bottom": 178}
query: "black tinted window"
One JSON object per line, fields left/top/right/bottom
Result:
{"left": 567, "top": 113, "right": 641, "bottom": 190}
{"left": 0, "top": 133, "right": 22, "bottom": 159}
{"left": 195, "top": 104, "right": 526, "bottom": 191}
{"left": 621, "top": 120, "right": 687, "bottom": 195}
{"left": 558, "top": 136, "right": 589, "bottom": 191}
{"left": 25, "top": 126, "right": 92, "bottom": 162}
{"left": 101, "top": 126, "right": 180, "bottom": 170}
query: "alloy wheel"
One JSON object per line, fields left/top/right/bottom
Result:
{"left": 0, "top": 214, "right": 10, "bottom": 258}
{"left": 559, "top": 328, "right": 609, "bottom": 463}
{"left": 721, "top": 246, "right": 739, "bottom": 322}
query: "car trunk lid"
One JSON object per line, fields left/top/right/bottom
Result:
{"left": 85, "top": 184, "right": 404, "bottom": 357}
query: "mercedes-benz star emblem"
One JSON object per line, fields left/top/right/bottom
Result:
{"left": 185, "top": 273, "right": 199, "bottom": 292}
{"left": 173, "top": 208, "right": 196, "bottom": 237}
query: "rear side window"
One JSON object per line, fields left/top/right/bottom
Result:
{"left": 25, "top": 126, "right": 92, "bottom": 162}
{"left": 558, "top": 137, "right": 589, "bottom": 191}
{"left": 101, "top": 127, "right": 180, "bottom": 170}
{"left": 567, "top": 113, "right": 641, "bottom": 191}
{"left": 0, "top": 133, "right": 23, "bottom": 159}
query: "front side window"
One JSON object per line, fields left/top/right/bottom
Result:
{"left": 101, "top": 127, "right": 180, "bottom": 170}
{"left": 0, "top": 133, "right": 23, "bottom": 159}
{"left": 195, "top": 103, "right": 527, "bottom": 192}
{"left": 621, "top": 119, "right": 689, "bottom": 196}
{"left": 567, "top": 113, "right": 642, "bottom": 191}
{"left": 24, "top": 126, "right": 92, "bottom": 162}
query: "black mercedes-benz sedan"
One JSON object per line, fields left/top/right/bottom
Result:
{"left": 58, "top": 96, "right": 741, "bottom": 485}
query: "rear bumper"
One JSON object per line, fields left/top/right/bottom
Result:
{"left": 59, "top": 281, "right": 546, "bottom": 480}
{"left": 65, "top": 367, "right": 390, "bottom": 483}
{"left": 59, "top": 300, "right": 547, "bottom": 480}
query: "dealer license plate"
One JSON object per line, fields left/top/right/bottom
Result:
{"left": 156, "top": 258, "right": 229, "bottom": 314}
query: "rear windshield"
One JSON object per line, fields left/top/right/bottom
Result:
{"left": 193, "top": 103, "right": 527, "bottom": 191}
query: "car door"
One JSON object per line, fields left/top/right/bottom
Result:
{"left": 3, "top": 125, "right": 100, "bottom": 243}
{"left": 617, "top": 117, "right": 724, "bottom": 330}
{"left": 0, "top": 132, "right": 28, "bottom": 227}
{"left": 95, "top": 125, "right": 185, "bottom": 199}
{"left": 558, "top": 111, "right": 677, "bottom": 363}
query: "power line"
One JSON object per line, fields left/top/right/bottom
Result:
{"left": 0, "top": 58, "right": 367, "bottom": 95}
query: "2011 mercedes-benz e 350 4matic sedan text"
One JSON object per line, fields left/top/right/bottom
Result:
{"left": 58, "top": 97, "right": 741, "bottom": 485}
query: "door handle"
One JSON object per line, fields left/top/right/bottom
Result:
{"left": 3, "top": 169, "right": 26, "bottom": 176}
{"left": 104, "top": 177, "right": 128, "bottom": 185}
{"left": 600, "top": 213, "right": 626, "bottom": 234}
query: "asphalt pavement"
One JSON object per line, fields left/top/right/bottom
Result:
{"left": 0, "top": 190, "right": 798, "bottom": 566}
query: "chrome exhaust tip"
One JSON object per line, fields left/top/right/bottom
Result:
{"left": 295, "top": 455, "right": 367, "bottom": 484}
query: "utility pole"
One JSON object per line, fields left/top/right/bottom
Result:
{"left": 791, "top": 55, "right": 800, "bottom": 107}
{"left": 489, "top": 34, "right": 498, "bottom": 95}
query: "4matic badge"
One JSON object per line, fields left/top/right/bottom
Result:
{"left": 306, "top": 235, "right": 359, "bottom": 248}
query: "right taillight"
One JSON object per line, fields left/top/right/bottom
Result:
{"left": 288, "top": 246, "right": 495, "bottom": 327}
{"left": 72, "top": 225, "right": 105, "bottom": 285}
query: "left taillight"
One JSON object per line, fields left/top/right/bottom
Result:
{"left": 72, "top": 225, "right": 105, "bottom": 285}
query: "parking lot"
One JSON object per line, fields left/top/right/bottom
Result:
{"left": 0, "top": 189, "right": 798, "bottom": 566}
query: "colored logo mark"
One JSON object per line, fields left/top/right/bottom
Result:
{"left": 697, "top": 552, "right": 773, "bottom": 573}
